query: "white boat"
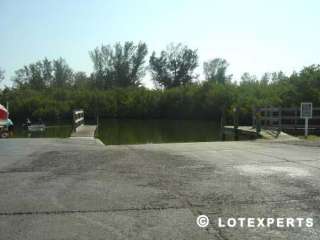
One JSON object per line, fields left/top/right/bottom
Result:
{"left": 27, "top": 124, "right": 46, "bottom": 132}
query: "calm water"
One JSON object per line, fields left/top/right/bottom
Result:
{"left": 96, "top": 119, "right": 249, "bottom": 145}
{"left": 12, "top": 119, "right": 251, "bottom": 144}
{"left": 13, "top": 123, "right": 72, "bottom": 138}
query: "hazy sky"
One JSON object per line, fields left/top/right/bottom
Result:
{"left": 1, "top": 0, "right": 320, "bottom": 87}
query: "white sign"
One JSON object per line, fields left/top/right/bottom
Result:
{"left": 300, "top": 102, "right": 312, "bottom": 119}
{"left": 300, "top": 102, "right": 313, "bottom": 137}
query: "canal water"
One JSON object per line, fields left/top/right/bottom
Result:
{"left": 12, "top": 119, "right": 250, "bottom": 144}
{"left": 13, "top": 124, "right": 72, "bottom": 138}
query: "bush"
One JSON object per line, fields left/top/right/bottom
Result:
{"left": 1, "top": 64, "right": 320, "bottom": 126}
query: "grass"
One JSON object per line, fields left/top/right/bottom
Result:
{"left": 298, "top": 135, "right": 320, "bottom": 141}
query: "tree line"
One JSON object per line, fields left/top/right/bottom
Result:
{"left": 6, "top": 42, "right": 236, "bottom": 90}
{"left": 0, "top": 41, "right": 320, "bottom": 124}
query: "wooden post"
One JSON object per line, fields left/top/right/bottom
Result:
{"left": 252, "top": 107, "right": 256, "bottom": 128}
{"left": 294, "top": 107, "right": 297, "bottom": 129}
{"left": 220, "top": 106, "right": 226, "bottom": 141}
{"left": 73, "top": 110, "right": 76, "bottom": 132}
{"left": 255, "top": 108, "right": 261, "bottom": 135}
{"left": 305, "top": 118, "right": 309, "bottom": 138}
{"left": 279, "top": 107, "right": 282, "bottom": 131}
{"left": 233, "top": 107, "right": 239, "bottom": 140}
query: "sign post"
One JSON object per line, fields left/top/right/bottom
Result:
{"left": 300, "top": 102, "right": 313, "bottom": 137}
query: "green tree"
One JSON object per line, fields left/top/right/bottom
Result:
{"left": 149, "top": 43, "right": 198, "bottom": 88}
{"left": 90, "top": 41, "right": 148, "bottom": 89}
{"left": 13, "top": 58, "right": 72, "bottom": 89}
{"left": 13, "top": 67, "right": 30, "bottom": 88}
{"left": 28, "top": 62, "right": 45, "bottom": 89}
{"left": 13, "top": 62, "right": 46, "bottom": 90}
{"left": 203, "top": 58, "right": 232, "bottom": 84}
{"left": 52, "top": 58, "right": 73, "bottom": 87}
{"left": 73, "top": 71, "right": 90, "bottom": 88}
{"left": 42, "top": 58, "right": 53, "bottom": 85}
{"left": 240, "top": 72, "right": 257, "bottom": 83}
{"left": 260, "top": 73, "right": 270, "bottom": 85}
{"left": 285, "top": 65, "right": 320, "bottom": 105}
{"left": 0, "top": 68, "right": 4, "bottom": 85}
{"left": 270, "top": 71, "right": 288, "bottom": 83}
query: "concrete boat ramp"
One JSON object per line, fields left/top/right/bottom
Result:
{"left": 0, "top": 136, "right": 320, "bottom": 239}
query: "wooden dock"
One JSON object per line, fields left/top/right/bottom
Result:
{"left": 70, "top": 109, "right": 98, "bottom": 140}
{"left": 224, "top": 125, "right": 298, "bottom": 141}
{"left": 70, "top": 125, "right": 97, "bottom": 138}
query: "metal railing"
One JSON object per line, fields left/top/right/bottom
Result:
{"left": 73, "top": 109, "right": 84, "bottom": 132}
{"left": 253, "top": 107, "right": 320, "bottom": 130}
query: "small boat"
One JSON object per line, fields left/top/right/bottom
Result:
{"left": 22, "top": 117, "right": 46, "bottom": 132}
{"left": 0, "top": 104, "right": 13, "bottom": 138}
{"left": 27, "top": 124, "right": 46, "bottom": 132}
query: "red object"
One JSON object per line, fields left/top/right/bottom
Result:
{"left": 0, "top": 104, "right": 8, "bottom": 120}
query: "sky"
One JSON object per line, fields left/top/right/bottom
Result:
{"left": 1, "top": 0, "right": 320, "bottom": 88}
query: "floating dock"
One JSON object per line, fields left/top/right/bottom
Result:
{"left": 70, "top": 124, "right": 97, "bottom": 138}
{"left": 224, "top": 125, "right": 299, "bottom": 141}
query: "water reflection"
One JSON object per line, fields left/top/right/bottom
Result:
{"left": 12, "top": 119, "right": 252, "bottom": 144}
{"left": 97, "top": 119, "right": 245, "bottom": 145}
{"left": 13, "top": 124, "right": 72, "bottom": 138}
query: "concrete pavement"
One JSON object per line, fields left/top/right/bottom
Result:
{"left": 0, "top": 139, "right": 320, "bottom": 239}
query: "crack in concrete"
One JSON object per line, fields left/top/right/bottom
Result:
{"left": 0, "top": 168, "right": 119, "bottom": 174}
{"left": 0, "top": 206, "right": 187, "bottom": 216}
